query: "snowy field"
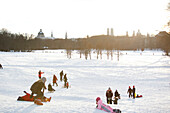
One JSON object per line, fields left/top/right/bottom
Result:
{"left": 0, "top": 50, "right": 170, "bottom": 113}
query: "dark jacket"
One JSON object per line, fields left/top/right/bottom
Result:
{"left": 48, "top": 84, "right": 55, "bottom": 91}
{"left": 106, "top": 90, "right": 113, "bottom": 98}
{"left": 30, "top": 79, "right": 46, "bottom": 94}
{"left": 114, "top": 90, "right": 119, "bottom": 97}
{"left": 127, "top": 88, "right": 132, "bottom": 94}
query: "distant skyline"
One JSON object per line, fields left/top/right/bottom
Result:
{"left": 0, "top": 0, "right": 169, "bottom": 38}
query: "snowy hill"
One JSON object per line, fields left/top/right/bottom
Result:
{"left": 0, "top": 50, "right": 170, "bottom": 113}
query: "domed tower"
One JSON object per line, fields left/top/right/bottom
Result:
{"left": 37, "top": 29, "right": 45, "bottom": 38}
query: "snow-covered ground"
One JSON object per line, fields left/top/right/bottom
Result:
{"left": 0, "top": 50, "right": 170, "bottom": 113}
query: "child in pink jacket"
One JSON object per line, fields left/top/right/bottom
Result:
{"left": 96, "top": 97, "right": 121, "bottom": 113}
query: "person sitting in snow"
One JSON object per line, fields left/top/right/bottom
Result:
{"left": 114, "top": 89, "right": 120, "bottom": 99}
{"left": 38, "top": 70, "right": 44, "bottom": 79}
{"left": 53, "top": 74, "right": 58, "bottom": 86}
{"left": 48, "top": 83, "right": 55, "bottom": 92}
{"left": 30, "top": 77, "right": 47, "bottom": 99}
{"left": 106, "top": 87, "right": 113, "bottom": 104}
{"left": 127, "top": 86, "right": 132, "bottom": 98}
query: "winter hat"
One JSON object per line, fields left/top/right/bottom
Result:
{"left": 129, "top": 86, "right": 131, "bottom": 88}
{"left": 133, "top": 85, "right": 135, "bottom": 88}
{"left": 96, "top": 97, "right": 101, "bottom": 102}
{"left": 41, "top": 77, "right": 46, "bottom": 83}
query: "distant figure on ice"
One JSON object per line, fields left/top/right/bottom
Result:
{"left": 96, "top": 97, "right": 121, "bottom": 113}
{"left": 53, "top": 74, "right": 58, "bottom": 86}
{"left": 38, "top": 70, "right": 44, "bottom": 79}
{"left": 48, "top": 83, "right": 55, "bottom": 92}
{"left": 127, "top": 86, "right": 132, "bottom": 98}
{"left": 64, "top": 74, "right": 68, "bottom": 87}
{"left": 30, "top": 77, "right": 47, "bottom": 99}
{"left": 106, "top": 87, "right": 113, "bottom": 104}
{"left": 60, "top": 70, "right": 63, "bottom": 81}
{"left": 0, "top": 64, "right": 3, "bottom": 69}
{"left": 114, "top": 89, "right": 120, "bottom": 99}
{"left": 133, "top": 85, "right": 136, "bottom": 99}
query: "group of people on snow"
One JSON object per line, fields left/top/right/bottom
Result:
{"left": 127, "top": 85, "right": 136, "bottom": 99}
{"left": 60, "top": 70, "right": 69, "bottom": 89}
{"left": 106, "top": 87, "right": 120, "bottom": 105}
{"left": 29, "top": 70, "right": 70, "bottom": 100}
{"left": 105, "top": 85, "right": 137, "bottom": 105}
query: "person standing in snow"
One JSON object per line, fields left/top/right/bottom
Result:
{"left": 132, "top": 85, "right": 136, "bottom": 99}
{"left": 127, "top": 86, "right": 132, "bottom": 98}
{"left": 114, "top": 89, "right": 120, "bottom": 99}
{"left": 0, "top": 64, "right": 3, "bottom": 69}
{"left": 53, "top": 74, "right": 58, "bottom": 86}
{"left": 64, "top": 74, "right": 68, "bottom": 87}
{"left": 38, "top": 70, "right": 44, "bottom": 79}
{"left": 106, "top": 87, "right": 113, "bottom": 104}
{"left": 60, "top": 70, "right": 63, "bottom": 81}
{"left": 30, "top": 77, "right": 47, "bottom": 99}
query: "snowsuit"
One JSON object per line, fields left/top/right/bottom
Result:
{"left": 96, "top": 98, "right": 121, "bottom": 113}
{"left": 66, "top": 82, "right": 69, "bottom": 89}
{"left": 127, "top": 87, "right": 132, "bottom": 98}
{"left": 133, "top": 87, "right": 136, "bottom": 99}
{"left": 53, "top": 75, "right": 58, "bottom": 86}
{"left": 48, "top": 84, "right": 55, "bottom": 92}
{"left": 106, "top": 89, "right": 113, "bottom": 104}
{"left": 30, "top": 79, "right": 46, "bottom": 99}
{"left": 60, "top": 70, "right": 63, "bottom": 81}
{"left": 38, "top": 71, "right": 44, "bottom": 79}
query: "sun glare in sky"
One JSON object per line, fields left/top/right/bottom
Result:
{"left": 0, "top": 0, "right": 169, "bottom": 38}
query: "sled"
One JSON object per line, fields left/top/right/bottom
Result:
{"left": 136, "top": 94, "right": 143, "bottom": 98}
{"left": 17, "top": 91, "right": 51, "bottom": 102}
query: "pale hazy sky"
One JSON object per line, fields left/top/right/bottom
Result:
{"left": 0, "top": 0, "right": 169, "bottom": 38}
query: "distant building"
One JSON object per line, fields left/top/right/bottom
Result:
{"left": 65, "top": 32, "right": 67, "bottom": 39}
{"left": 133, "top": 31, "right": 135, "bottom": 37}
{"left": 155, "top": 31, "right": 170, "bottom": 38}
{"left": 37, "top": 29, "right": 45, "bottom": 38}
{"left": 107, "top": 28, "right": 109, "bottom": 36}
{"left": 35, "top": 29, "right": 55, "bottom": 39}
{"left": 111, "top": 28, "right": 114, "bottom": 36}
{"left": 126, "top": 31, "right": 129, "bottom": 37}
{"left": 136, "top": 29, "right": 141, "bottom": 37}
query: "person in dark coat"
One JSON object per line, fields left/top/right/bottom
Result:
{"left": 114, "top": 90, "right": 120, "bottom": 99}
{"left": 48, "top": 83, "right": 55, "bottom": 92}
{"left": 64, "top": 74, "right": 68, "bottom": 87}
{"left": 60, "top": 70, "right": 63, "bottom": 81}
{"left": 53, "top": 74, "right": 58, "bottom": 86}
{"left": 127, "top": 86, "right": 132, "bottom": 98}
{"left": 106, "top": 87, "right": 113, "bottom": 104}
{"left": 30, "top": 77, "right": 47, "bottom": 99}
{"left": 0, "top": 64, "right": 3, "bottom": 69}
{"left": 133, "top": 85, "right": 136, "bottom": 99}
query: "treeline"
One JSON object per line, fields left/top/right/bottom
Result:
{"left": 0, "top": 29, "right": 170, "bottom": 55}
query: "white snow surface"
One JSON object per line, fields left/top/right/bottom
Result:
{"left": 0, "top": 50, "right": 170, "bottom": 113}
